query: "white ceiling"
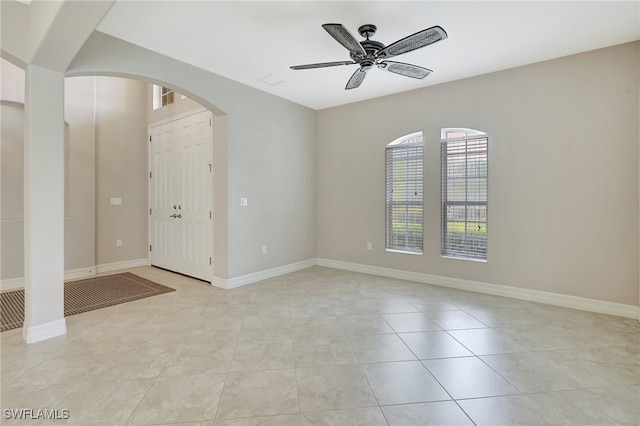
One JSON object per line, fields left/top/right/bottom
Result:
{"left": 96, "top": 1, "right": 640, "bottom": 110}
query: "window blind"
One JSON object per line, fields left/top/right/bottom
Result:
{"left": 385, "top": 140, "right": 424, "bottom": 254}
{"left": 441, "top": 133, "right": 488, "bottom": 260}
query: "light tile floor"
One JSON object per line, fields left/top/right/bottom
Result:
{"left": 1, "top": 266, "right": 639, "bottom": 425}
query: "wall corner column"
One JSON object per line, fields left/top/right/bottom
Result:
{"left": 22, "top": 65, "right": 66, "bottom": 343}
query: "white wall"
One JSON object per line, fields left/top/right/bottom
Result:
{"left": 317, "top": 42, "right": 639, "bottom": 306}
{"left": 1, "top": 58, "right": 25, "bottom": 102}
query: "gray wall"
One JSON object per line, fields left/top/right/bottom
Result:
{"left": 1, "top": 61, "right": 149, "bottom": 280}
{"left": 1, "top": 73, "right": 99, "bottom": 279}
{"left": 67, "top": 32, "right": 318, "bottom": 280}
{"left": 1, "top": 102, "right": 25, "bottom": 279}
{"left": 63, "top": 76, "right": 96, "bottom": 270}
{"left": 1, "top": 59, "right": 27, "bottom": 280}
{"left": 4, "top": 34, "right": 637, "bottom": 308}
{"left": 94, "top": 76, "right": 148, "bottom": 265}
{"left": 317, "top": 42, "right": 639, "bottom": 305}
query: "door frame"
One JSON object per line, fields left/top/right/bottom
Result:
{"left": 147, "top": 107, "right": 214, "bottom": 281}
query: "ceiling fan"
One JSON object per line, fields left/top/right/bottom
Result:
{"left": 290, "top": 23, "right": 448, "bottom": 90}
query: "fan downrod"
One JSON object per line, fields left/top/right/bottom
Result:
{"left": 355, "top": 24, "right": 385, "bottom": 58}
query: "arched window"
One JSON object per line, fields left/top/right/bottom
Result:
{"left": 441, "top": 128, "right": 488, "bottom": 260}
{"left": 385, "top": 132, "right": 423, "bottom": 254}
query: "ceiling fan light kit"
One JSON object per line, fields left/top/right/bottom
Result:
{"left": 290, "top": 23, "right": 448, "bottom": 90}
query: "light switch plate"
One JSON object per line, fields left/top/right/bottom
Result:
{"left": 110, "top": 198, "right": 122, "bottom": 206}
{"left": 240, "top": 197, "right": 248, "bottom": 207}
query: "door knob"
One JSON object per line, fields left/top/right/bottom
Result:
{"left": 173, "top": 205, "right": 177, "bottom": 210}
{"left": 176, "top": 214, "right": 182, "bottom": 218}
{"left": 170, "top": 214, "right": 177, "bottom": 218}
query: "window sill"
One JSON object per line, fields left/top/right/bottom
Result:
{"left": 441, "top": 255, "right": 487, "bottom": 263}
{"left": 386, "top": 249, "right": 423, "bottom": 256}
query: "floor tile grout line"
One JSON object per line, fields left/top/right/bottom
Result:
{"left": 211, "top": 297, "right": 249, "bottom": 423}
{"left": 49, "top": 381, "right": 83, "bottom": 423}
{"left": 287, "top": 292, "right": 303, "bottom": 422}
{"left": 383, "top": 308, "right": 480, "bottom": 426}
{"left": 123, "top": 271, "right": 216, "bottom": 425}
{"left": 475, "top": 352, "right": 530, "bottom": 395}
{"left": 113, "top": 373, "right": 158, "bottom": 426}
{"left": 3, "top": 266, "right": 639, "bottom": 425}
{"left": 339, "top": 313, "right": 392, "bottom": 425}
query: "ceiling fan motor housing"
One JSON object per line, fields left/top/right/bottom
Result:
{"left": 361, "top": 40, "right": 385, "bottom": 55}
{"left": 353, "top": 40, "right": 385, "bottom": 69}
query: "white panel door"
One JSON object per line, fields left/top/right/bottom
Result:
{"left": 150, "top": 121, "right": 176, "bottom": 272}
{"left": 149, "top": 110, "right": 213, "bottom": 281}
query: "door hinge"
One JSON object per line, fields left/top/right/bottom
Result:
{"left": 149, "top": 171, "right": 152, "bottom": 179}
{"left": 149, "top": 244, "right": 152, "bottom": 252}
{"left": 149, "top": 135, "right": 152, "bottom": 142}
{"left": 209, "top": 119, "right": 212, "bottom": 126}
{"left": 210, "top": 211, "right": 212, "bottom": 219}
{"left": 149, "top": 208, "right": 152, "bottom": 215}
{"left": 209, "top": 257, "right": 212, "bottom": 265}
{"left": 208, "top": 164, "right": 212, "bottom": 172}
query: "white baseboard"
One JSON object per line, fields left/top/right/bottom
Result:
{"left": 95, "top": 258, "right": 149, "bottom": 274}
{"left": 317, "top": 258, "right": 640, "bottom": 320}
{"left": 1, "top": 277, "right": 25, "bottom": 291}
{"left": 64, "top": 267, "right": 96, "bottom": 281}
{"left": 22, "top": 318, "right": 67, "bottom": 343}
{"left": 212, "top": 259, "right": 316, "bottom": 290}
{"left": 5, "top": 256, "right": 637, "bottom": 320}
{"left": 2, "top": 267, "right": 96, "bottom": 291}
{"left": 1, "top": 259, "right": 149, "bottom": 291}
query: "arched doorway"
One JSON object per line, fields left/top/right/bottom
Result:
{"left": 1, "top": 61, "right": 228, "bottom": 288}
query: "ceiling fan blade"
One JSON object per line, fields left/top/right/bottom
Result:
{"left": 322, "top": 23, "right": 367, "bottom": 59}
{"left": 345, "top": 67, "right": 368, "bottom": 90}
{"left": 378, "top": 25, "right": 448, "bottom": 58}
{"left": 290, "top": 60, "right": 356, "bottom": 70}
{"left": 379, "top": 61, "right": 432, "bottom": 79}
